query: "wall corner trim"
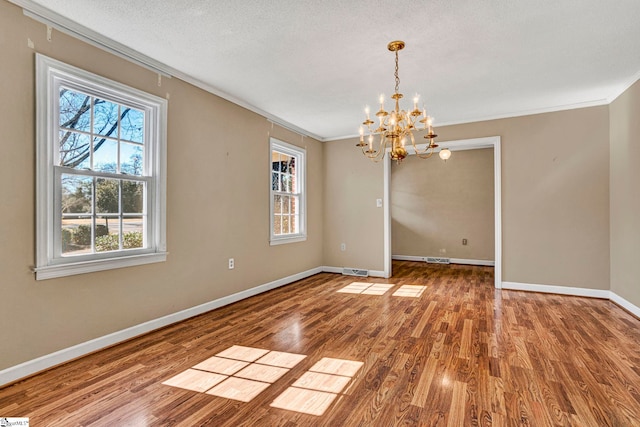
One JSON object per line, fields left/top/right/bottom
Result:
{"left": 0, "top": 266, "right": 323, "bottom": 387}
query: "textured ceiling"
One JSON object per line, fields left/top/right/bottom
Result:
{"left": 20, "top": 0, "right": 640, "bottom": 140}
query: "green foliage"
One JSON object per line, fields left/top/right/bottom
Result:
{"left": 96, "top": 224, "right": 109, "bottom": 237}
{"left": 69, "top": 224, "right": 114, "bottom": 249}
{"left": 73, "top": 224, "right": 92, "bottom": 246}
{"left": 62, "top": 229, "right": 73, "bottom": 251}
{"left": 123, "top": 231, "right": 143, "bottom": 248}
{"left": 96, "top": 178, "right": 119, "bottom": 214}
{"left": 95, "top": 234, "right": 119, "bottom": 252}
{"left": 95, "top": 231, "right": 143, "bottom": 252}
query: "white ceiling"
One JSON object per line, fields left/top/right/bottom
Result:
{"left": 17, "top": 0, "right": 640, "bottom": 141}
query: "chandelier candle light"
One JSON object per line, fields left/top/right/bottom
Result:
{"left": 357, "top": 40, "right": 451, "bottom": 163}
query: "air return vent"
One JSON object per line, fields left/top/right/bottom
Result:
{"left": 342, "top": 268, "right": 369, "bottom": 277}
{"left": 426, "top": 257, "right": 450, "bottom": 264}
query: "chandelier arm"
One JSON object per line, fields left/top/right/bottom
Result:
{"left": 362, "top": 132, "right": 387, "bottom": 161}
{"left": 413, "top": 143, "right": 436, "bottom": 159}
{"left": 410, "top": 132, "right": 437, "bottom": 159}
{"left": 414, "top": 150, "right": 436, "bottom": 159}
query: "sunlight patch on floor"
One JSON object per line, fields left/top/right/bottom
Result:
{"left": 337, "top": 282, "right": 394, "bottom": 295}
{"left": 161, "top": 368, "right": 227, "bottom": 393}
{"left": 270, "top": 357, "right": 363, "bottom": 416}
{"left": 392, "top": 285, "right": 427, "bottom": 297}
{"left": 162, "top": 346, "right": 306, "bottom": 402}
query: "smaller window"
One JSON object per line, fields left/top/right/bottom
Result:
{"left": 270, "top": 138, "right": 306, "bottom": 245}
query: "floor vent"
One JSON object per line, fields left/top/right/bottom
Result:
{"left": 426, "top": 257, "right": 451, "bottom": 264}
{"left": 342, "top": 268, "right": 369, "bottom": 277}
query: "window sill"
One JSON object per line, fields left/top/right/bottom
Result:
{"left": 34, "top": 252, "right": 168, "bottom": 280}
{"left": 269, "top": 235, "right": 307, "bottom": 246}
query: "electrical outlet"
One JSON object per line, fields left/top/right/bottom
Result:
{"left": 228, "top": 258, "right": 234, "bottom": 269}
{"left": 376, "top": 198, "right": 383, "bottom": 208}
{"left": 340, "top": 243, "right": 346, "bottom": 251}
{"left": 462, "top": 239, "right": 468, "bottom": 246}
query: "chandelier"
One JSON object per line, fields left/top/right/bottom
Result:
{"left": 357, "top": 40, "right": 451, "bottom": 163}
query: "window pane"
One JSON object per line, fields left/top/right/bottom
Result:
{"left": 122, "top": 180, "right": 144, "bottom": 214}
{"left": 59, "top": 88, "right": 91, "bottom": 132}
{"left": 95, "top": 216, "right": 120, "bottom": 252}
{"left": 282, "top": 215, "right": 290, "bottom": 234}
{"left": 61, "top": 174, "right": 92, "bottom": 214}
{"left": 94, "top": 99, "right": 119, "bottom": 137}
{"left": 273, "top": 215, "right": 281, "bottom": 235}
{"left": 291, "top": 214, "right": 297, "bottom": 234}
{"left": 62, "top": 216, "right": 92, "bottom": 255}
{"left": 290, "top": 173, "right": 296, "bottom": 193}
{"left": 121, "top": 108, "right": 144, "bottom": 143}
{"left": 59, "top": 131, "right": 91, "bottom": 169}
{"left": 123, "top": 216, "right": 144, "bottom": 249}
{"left": 280, "top": 154, "right": 291, "bottom": 172}
{"left": 291, "top": 196, "right": 297, "bottom": 216}
{"left": 287, "top": 157, "right": 296, "bottom": 174}
{"left": 96, "top": 178, "right": 120, "bottom": 214}
{"left": 272, "top": 172, "right": 280, "bottom": 191}
{"left": 121, "top": 143, "right": 143, "bottom": 175}
{"left": 274, "top": 195, "right": 281, "bottom": 214}
{"left": 93, "top": 138, "right": 118, "bottom": 172}
{"left": 281, "top": 195, "right": 290, "bottom": 214}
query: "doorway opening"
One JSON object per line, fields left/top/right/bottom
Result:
{"left": 383, "top": 136, "right": 502, "bottom": 288}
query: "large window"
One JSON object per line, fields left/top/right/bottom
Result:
{"left": 270, "top": 138, "right": 306, "bottom": 245}
{"left": 35, "top": 54, "right": 167, "bottom": 279}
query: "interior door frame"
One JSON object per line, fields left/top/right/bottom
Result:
{"left": 383, "top": 136, "right": 502, "bottom": 289}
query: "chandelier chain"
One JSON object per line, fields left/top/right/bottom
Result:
{"left": 394, "top": 50, "right": 400, "bottom": 94}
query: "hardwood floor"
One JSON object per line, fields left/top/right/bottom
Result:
{"left": 1, "top": 261, "right": 640, "bottom": 426}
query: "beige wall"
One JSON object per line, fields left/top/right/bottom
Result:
{"left": 0, "top": 0, "right": 323, "bottom": 370}
{"left": 322, "top": 140, "right": 385, "bottom": 271}
{"left": 325, "top": 107, "right": 610, "bottom": 289}
{"left": 391, "top": 148, "right": 495, "bottom": 261}
{"left": 610, "top": 79, "right": 640, "bottom": 308}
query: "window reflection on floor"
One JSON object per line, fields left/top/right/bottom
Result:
{"left": 337, "top": 282, "right": 394, "bottom": 295}
{"left": 270, "top": 357, "right": 364, "bottom": 416}
{"left": 392, "top": 285, "right": 427, "bottom": 297}
{"left": 162, "top": 345, "right": 306, "bottom": 402}
{"left": 162, "top": 346, "right": 363, "bottom": 416}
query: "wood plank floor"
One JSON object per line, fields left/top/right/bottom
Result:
{"left": 1, "top": 261, "right": 640, "bottom": 426}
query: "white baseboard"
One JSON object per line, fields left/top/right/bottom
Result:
{"left": 0, "top": 266, "right": 323, "bottom": 387}
{"left": 501, "top": 281, "right": 610, "bottom": 299}
{"left": 392, "top": 255, "right": 495, "bottom": 267}
{"left": 320, "top": 266, "right": 386, "bottom": 278}
{"left": 502, "top": 281, "right": 640, "bottom": 318}
{"left": 368, "top": 270, "right": 386, "bottom": 278}
{"left": 610, "top": 291, "right": 640, "bottom": 318}
{"left": 450, "top": 258, "right": 495, "bottom": 266}
{"left": 392, "top": 255, "right": 424, "bottom": 262}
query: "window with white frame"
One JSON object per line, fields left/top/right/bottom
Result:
{"left": 270, "top": 138, "right": 306, "bottom": 244}
{"left": 35, "top": 54, "right": 167, "bottom": 280}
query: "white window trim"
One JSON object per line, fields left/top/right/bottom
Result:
{"left": 269, "top": 138, "right": 306, "bottom": 245}
{"left": 35, "top": 54, "right": 167, "bottom": 280}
